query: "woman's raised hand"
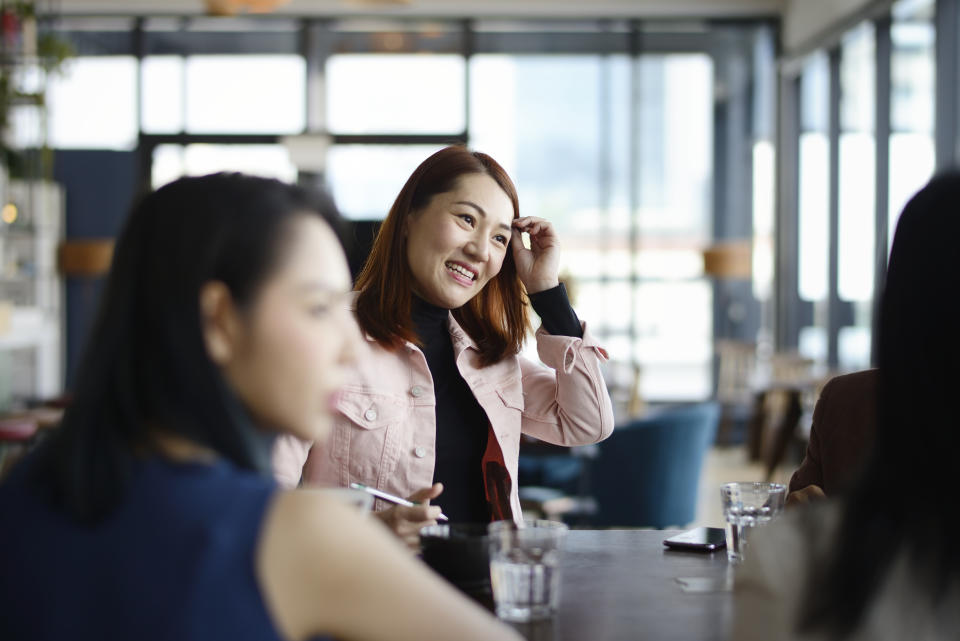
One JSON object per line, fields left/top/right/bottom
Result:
{"left": 511, "top": 216, "right": 561, "bottom": 295}
{"left": 372, "top": 483, "right": 444, "bottom": 551}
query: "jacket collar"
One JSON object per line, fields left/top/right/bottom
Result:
{"left": 447, "top": 313, "right": 478, "bottom": 355}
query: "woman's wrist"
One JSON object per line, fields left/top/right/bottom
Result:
{"left": 524, "top": 278, "right": 560, "bottom": 295}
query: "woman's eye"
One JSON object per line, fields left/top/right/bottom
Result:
{"left": 457, "top": 213, "right": 475, "bottom": 226}
{"left": 309, "top": 303, "right": 331, "bottom": 317}
{"left": 494, "top": 234, "right": 508, "bottom": 245}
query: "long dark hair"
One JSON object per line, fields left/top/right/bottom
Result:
{"left": 354, "top": 146, "right": 529, "bottom": 367}
{"left": 798, "top": 171, "right": 960, "bottom": 636}
{"left": 30, "top": 173, "right": 341, "bottom": 523}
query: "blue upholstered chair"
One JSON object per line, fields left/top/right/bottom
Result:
{"left": 588, "top": 402, "right": 720, "bottom": 529}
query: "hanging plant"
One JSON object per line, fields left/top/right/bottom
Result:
{"left": 0, "top": 0, "right": 74, "bottom": 177}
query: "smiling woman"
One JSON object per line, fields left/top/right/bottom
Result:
{"left": 273, "top": 146, "right": 615, "bottom": 546}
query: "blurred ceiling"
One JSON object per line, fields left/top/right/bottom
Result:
{"left": 55, "top": 0, "right": 786, "bottom": 18}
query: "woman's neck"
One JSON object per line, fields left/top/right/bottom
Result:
{"left": 411, "top": 294, "right": 449, "bottom": 338}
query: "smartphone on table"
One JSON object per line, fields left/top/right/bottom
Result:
{"left": 663, "top": 527, "right": 726, "bottom": 551}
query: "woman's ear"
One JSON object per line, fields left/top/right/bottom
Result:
{"left": 199, "top": 281, "right": 242, "bottom": 365}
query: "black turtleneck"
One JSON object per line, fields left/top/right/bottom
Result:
{"left": 411, "top": 284, "right": 582, "bottom": 524}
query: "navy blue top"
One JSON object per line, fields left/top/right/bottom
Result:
{"left": 0, "top": 453, "right": 331, "bottom": 641}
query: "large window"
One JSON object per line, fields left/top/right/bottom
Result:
{"left": 470, "top": 53, "right": 714, "bottom": 401}
{"left": 889, "top": 0, "right": 936, "bottom": 241}
{"left": 46, "top": 56, "right": 138, "bottom": 150}
{"left": 781, "top": 1, "right": 941, "bottom": 373}
{"left": 797, "top": 52, "right": 830, "bottom": 363}
{"left": 40, "top": 18, "right": 773, "bottom": 405}
{"left": 837, "top": 24, "right": 876, "bottom": 371}
{"left": 326, "top": 55, "right": 465, "bottom": 135}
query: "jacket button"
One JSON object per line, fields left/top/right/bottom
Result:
{"left": 414, "top": 446, "right": 427, "bottom": 458}
{"left": 410, "top": 385, "right": 424, "bottom": 398}
{"left": 364, "top": 408, "right": 378, "bottom": 421}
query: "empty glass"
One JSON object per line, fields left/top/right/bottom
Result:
{"left": 487, "top": 519, "right": 568, "bottom": 622}
{"left": 721, "top": 482, "right": 786, "bottom": 563}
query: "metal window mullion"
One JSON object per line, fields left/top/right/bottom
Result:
{"left": 775, "top": 73, "right": 802, "bottom": 352}
{"left": 463, "top": 19, "right": 473, "bottom": 142}
{"left": 872, "top": 15, "right": 892, "bottom": 366}
{"left": 935, "top": 0, "right": 960, "bottom": 168}
{"left": 134, "top": 18, "right": 152, "bottom": 195}
{"left": 827, "top": 47, "right": 842, "bottom": 369}
{"left": 628, "top": 20, "right": 641, "bottom": 369}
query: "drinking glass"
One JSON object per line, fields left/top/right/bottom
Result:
{"left": 487, "top": 519, "right": 568, "bottom": 622}
{"left": 720, "top": 482, "right": 786, "bottom": 563}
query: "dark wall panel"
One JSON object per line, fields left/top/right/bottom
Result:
{"left": 54, "top": 150, "right": 138, "bottom": 385}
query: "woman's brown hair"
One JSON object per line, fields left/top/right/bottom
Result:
{"left": 354, "top": 146, "right": 529, "bottom": 366}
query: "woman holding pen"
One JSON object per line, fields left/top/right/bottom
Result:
{"left": 273, "top": 146, "right": 615, "bottom": 547}
{"left": 0, "top": 174, "right": 521, "bottom": 641}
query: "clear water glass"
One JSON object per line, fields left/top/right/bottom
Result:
{"left": 721, "top": 482, "right": 786, "bottom": 563}
{"left": 487, "top": 519, "right": 568, "bottom": 622}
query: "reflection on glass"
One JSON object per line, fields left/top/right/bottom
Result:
{"left": 889, "top": 134, "right": 935, "bottom": 238}
{"left": 837, "top": 133, "right": 875, "bottom": 301}
{"left": 840, "top": 23, "right": 875, "bottom": 132}
{"left": 471, "top": 53, "right": 713, "bottom": 400}
{"left": 798, "top": 326, "right": 827, "bottom": 364}
{"left": 634, "top": 249, "right": 703, "bottom": 280}
{"left": 576, "top": 280, "right": 631, "bottom": 333}
{"left": 325, "top": 145, "right": 444, "bottom": 220}
{"left": 470, "top": 55, "right": 613, "bottom": 280}
{"left": 838, "top": 325, "right": 871, "bottom": 370}
{"left": 327, "top": 55, "right": 465, "bottom": 134}
{"left": 151, "top": 144, "right": 297, "bottom": 190}
{"left": 185, "top": 55, "right": 305, "bottom": 134}
{"left": 752, "top": 141, "right": 776, "bottom": 300}
{"left": 141, "top": 56, "right": 184, "bottom": 134}
{"left": 634, "top": 55, "right": 713, "bottom": 241}
{"left": 633, "top": 281, "right": 712, "bottom": 401}
{"left": 890, "top": 0, "right": 935, "bottom": 245}
{"left": 837, "top": 24, "right": 876, "bottom": 360}
{"left": 47, "top": 56, "right": 138, "bottom": 150}
{"left": 798, "top": 133, "right": 829, "bottom": 302}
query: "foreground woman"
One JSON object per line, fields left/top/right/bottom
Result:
{"left": 0, "top": 174, "right": 521, "bottom": 641}
{"left": 732, "top": 172, "right": 960, "bottom": 640}
{"left": 274, "top": 146, "right": 614, "bottom": 545}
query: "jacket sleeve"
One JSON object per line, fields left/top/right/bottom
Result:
{"left": 787, "top": 377, "right": 831, "bottom": 494}
{"left": 271, "top": 434, "right": 312, "bottom": 489}
{"left": 516, "top": 321, "right": 615, "bottom": 445}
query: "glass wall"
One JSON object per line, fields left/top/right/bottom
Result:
{"left": 469, "top": 51, "right": 715, "bottom": 401}
{"left": 39, "top": 17, "right": 773, "bottom": 405}
{"left": 837, "top": 24, "right": 875, "bottom": 371}
{"left": 797, "top": 52, "right": 830, "bottom": 364}
{"left": 780, "top": 0, "right": 942, "bottom": 373}
{"left": 889, "top": 0, "right": 936, "bottom": 242}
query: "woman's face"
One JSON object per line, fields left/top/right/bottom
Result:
{"left": 405, "top": 172, "right": 514, "bottom": 309}
{"left": 211, "top": 216, "right": 360, "bottom": 443}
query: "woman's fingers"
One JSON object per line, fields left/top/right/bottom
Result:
{"left": 407, "top": 482, "right": 443, "bottom": 504}
{"left": 513, "top": 217, "right": 558, "bottom": 249}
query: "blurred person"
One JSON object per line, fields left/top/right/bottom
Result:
{"left": 273, "top": 146, "right": 614, "bottom": 546}
{"left": 0, "top": 173, "right": 521, "bottom": 641}
{"left": 732, "top": 172, "right": 960, "bottom": 640}
{"left": 785, "top": 369, "right": 878, "bottom": 508}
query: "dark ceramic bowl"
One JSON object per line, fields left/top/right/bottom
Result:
{"left": 420, "top": 523, "right": 493, "bottom": 610}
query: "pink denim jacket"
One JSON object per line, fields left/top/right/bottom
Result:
{"left": 272, "top": 314, "right": 614, "bottom": 521}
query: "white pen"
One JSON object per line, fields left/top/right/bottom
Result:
{"left": 350, "top": 482, "right": 449, "bottom": 521}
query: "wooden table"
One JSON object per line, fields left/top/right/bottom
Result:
{"left": 509, "top": 529, "right": 733, "bottom": 641}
